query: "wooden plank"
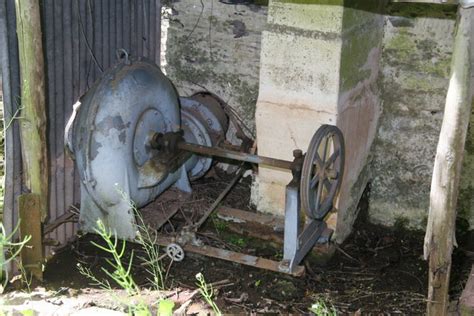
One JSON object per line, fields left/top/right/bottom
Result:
{"left": 155, "top": 236, "right": 305, "bottom": 277}
{"left": 460, "top": 265, "right": 474, "bottom": 315}
{"left": 43, "top": 211, "right": 77, "bottom": 236}
{"left": 216, "top": 206, "right": 284, "bottom": 228}
{"left": 18, "top": 194, "right": 43, "bottom": 281}
{"left": 139, "top": 189, "right": 191, "bottom": 230}
{"left": 216, "top": 206, "right": 335, "bottom": 264}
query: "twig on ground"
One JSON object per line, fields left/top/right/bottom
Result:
{"left": 335, "top": 245, "right": 361, "bottom": 263}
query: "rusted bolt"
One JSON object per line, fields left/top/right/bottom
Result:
{"left": 293, "top": 149, "right": 303, "bottom": 158}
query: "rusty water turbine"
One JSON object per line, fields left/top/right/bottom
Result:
{"left": 66, "top": 55, "right": 345, "bottom": 274}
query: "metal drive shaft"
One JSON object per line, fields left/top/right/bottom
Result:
{"left": 177, "top": 141, "right": 294, "bottom": 170}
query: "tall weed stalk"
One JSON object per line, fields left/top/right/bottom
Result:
{"left": 116, "top": 186, "right": 165, "bottom": 291}
{"left": 0, "top": 220, "right": 31, "bottom": 293}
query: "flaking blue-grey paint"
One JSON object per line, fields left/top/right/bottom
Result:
{"left": 0, "top": 0, "right": 161, "bottom": 250}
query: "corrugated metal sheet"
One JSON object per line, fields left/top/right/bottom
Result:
{"left": 0, "top": 0, "right": 22, "bottom": 240}
{"left": 0, "top": 0, "right": 161, "bottom": 249}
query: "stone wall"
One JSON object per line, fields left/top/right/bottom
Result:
{"left": 161, "top": 0, "right": 268, "bottom": 134}
{"left": 370, "top": 3, "right": 474, "bottom": 230}
{"left": 335, "top": 1, "right": 385, "bottom": 241}
{"left": 252, "top": 0, "right": 385, "bottom": 242}
{"left": 461, "top": 111, "right": 474, "bottom": 230}
{"left": 161, "top": 1, "right": 474, "bottom": 234}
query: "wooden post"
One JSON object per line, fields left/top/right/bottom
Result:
{"left": 424, "top": 6, "right": 473, "bottom": 316}
{"left": 14, "top": 0, "right": 48, "bottom": 218}
{"left": 15, "top": 0, "right": 49, "bottom": 279}
{"left": 18, "top": 194, "right": 43, "bottom": 281}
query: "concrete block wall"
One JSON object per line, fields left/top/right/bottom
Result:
{"left": 160, "top": 0, "right": 268, "bottom": 133}
{"left": 252, "top": 0, "right": 385, "bottom": 242}
{"left": 461, "top": 112, "right": 474, "bottom": 230}
{"left": 369, "top": 4, "right": 474, "bottom": 230}
{"left": 336, "top": 1, "right": 385, "bottom": 241}
{"left": 161, "top": 1, "right": 474, "bottom": 236}
{"left": 251, "top": 1, "right": 342, "bottom": 221}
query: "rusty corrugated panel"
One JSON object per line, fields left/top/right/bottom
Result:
{"left": 0, "top": 0, "right": 22, "bottom": 239}
{"left": 0, "top": 0, "right": 161, "bottom": 249}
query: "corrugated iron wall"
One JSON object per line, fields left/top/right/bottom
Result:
{"left": 0, "top": 0, "right": 22, "bottom": 239}
{"left": 0, "top": 0, "right": 161, "bottom": 248}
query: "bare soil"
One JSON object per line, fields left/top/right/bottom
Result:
{"left": 4, "top": 173, "right": 473, "bottom": 314}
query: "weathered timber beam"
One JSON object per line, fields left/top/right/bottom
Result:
{"left": 15, "top": 0, "right": 49, "bottom": 279}
{"left": 14, "top": 0, "right": 48, "bottom": 218}
{"left": 18, "top": 194, "right": 43, "bottom": 281}
{"left": 424, "top": 6, "right": 473, "bottom": 316}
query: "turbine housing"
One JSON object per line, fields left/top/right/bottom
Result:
{"left": 65, "top": 58, "right": 228, "bottom": 239}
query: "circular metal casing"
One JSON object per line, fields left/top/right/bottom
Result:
{"left": 68, "top": 58, "right": 183, "bottom": 238}
{"left": 66, "top": 58, "right": 229, "bottom": 239}
{"left": 180, "top": 96, "right": 228, "bottom": 179}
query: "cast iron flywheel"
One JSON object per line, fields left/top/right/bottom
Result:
{"left": 300, "top": 125, "right": 345, "bottom": 220}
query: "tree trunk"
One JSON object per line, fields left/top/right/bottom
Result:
{"left": 424, "top": 7, "right": 473, "bottom": 316}
{"left": 15, "top": 0, "right": 49, "bottom": 221}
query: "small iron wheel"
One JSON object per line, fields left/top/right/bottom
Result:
{"left": 165, "top": 243, "right": 185, "bottom": 262}
{"left": 300, "top": 125, "right": 345, "bottom": 220}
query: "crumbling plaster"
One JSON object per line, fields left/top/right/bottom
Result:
{"left": 253, "top": 0, "right": 384, "bottom": 242}
{"left": 370, "top": 4, "right": 474, "bottom": 230}
{"left": 161, "top": 1, "right": 474, "bottom": 236}
{"left": 160, "top": 0, "right": 268, "bottom": 135}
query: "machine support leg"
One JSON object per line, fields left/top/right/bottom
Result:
{"left": 281, "top": 179, "right": 327, "bottom": 274}
{"left": 281, "top": 180, "right": 301, "bottom": 272}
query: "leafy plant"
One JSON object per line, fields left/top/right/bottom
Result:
{"left": 195, "top": 272, "right": 221, "bottom": 315}
{"left": 309, "top": 298, "right": 337, "bottom": 316}
{"left": 78, "top": 187, "right": 174, "bottom": 314}
{"left": 117, "top": 188, "right": 176, "bottom": 313}
{"left": 228, "top": 236, "right": 246, "bottom": 248}
{"left": 77, "top": 219, "right": 151, "bottom": 315}
{"left": 20, "top": 309, "right": 34, "bottom": 316}
{"left": 0, "top": 220, "right": 31, "bottom": 293}
{"left": 135, "top": 213, "right": 165, "bottom": 291}
{"left": 157, "top": 299, "right": 175, "bottom": 316}
{"left": 90, "top": 220, "right": 140, "bottom": 296}
{"left": 210, "top": 213, "right": 227, "bottom": 234}
{"left": 77, "top": 262, "right": 112, "bottom": 291}
{"left": 78, "top": 190, "right": 171, "bottom": 314}
{"left": 117, "top": 187, "right": 165, "bottom": 291}
{"left": 16, "top": 258, "right": 33, "bottom": 293}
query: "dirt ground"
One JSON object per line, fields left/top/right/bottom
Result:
{"left": 2, "top": 173, "right": 473, "bottom": 315}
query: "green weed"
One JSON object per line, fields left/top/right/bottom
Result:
{"left": 78, "top": 219, "right": 151, "bottom": 315}
{"left": 309, "top": 298, "right": 337, "bottom": 316}
{"left": 116, "top": 187, "right": 165, "bottom": 291}
{"left": 78, "top": 185, "right": 170, "bottom": 314}
{"left": 212, "top": 217, "right": 228, "bottom": 233}
{"left": 0, "top": 220, "right": 31, "bottom": 293}
{"left": 16, "top": 257, "right": 33, "bottom": 293}
{"left": 228, "top": 236, "right": 247, "bottom": 248}
{"left": 195, "top": 272, "right": 221, "bottom": 315}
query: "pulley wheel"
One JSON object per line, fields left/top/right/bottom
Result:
{"left": 300, "top": 125, "right": 345, "bottom": 220}
{"left": 165, "top": 243, "right": 185, "bottom": 262}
